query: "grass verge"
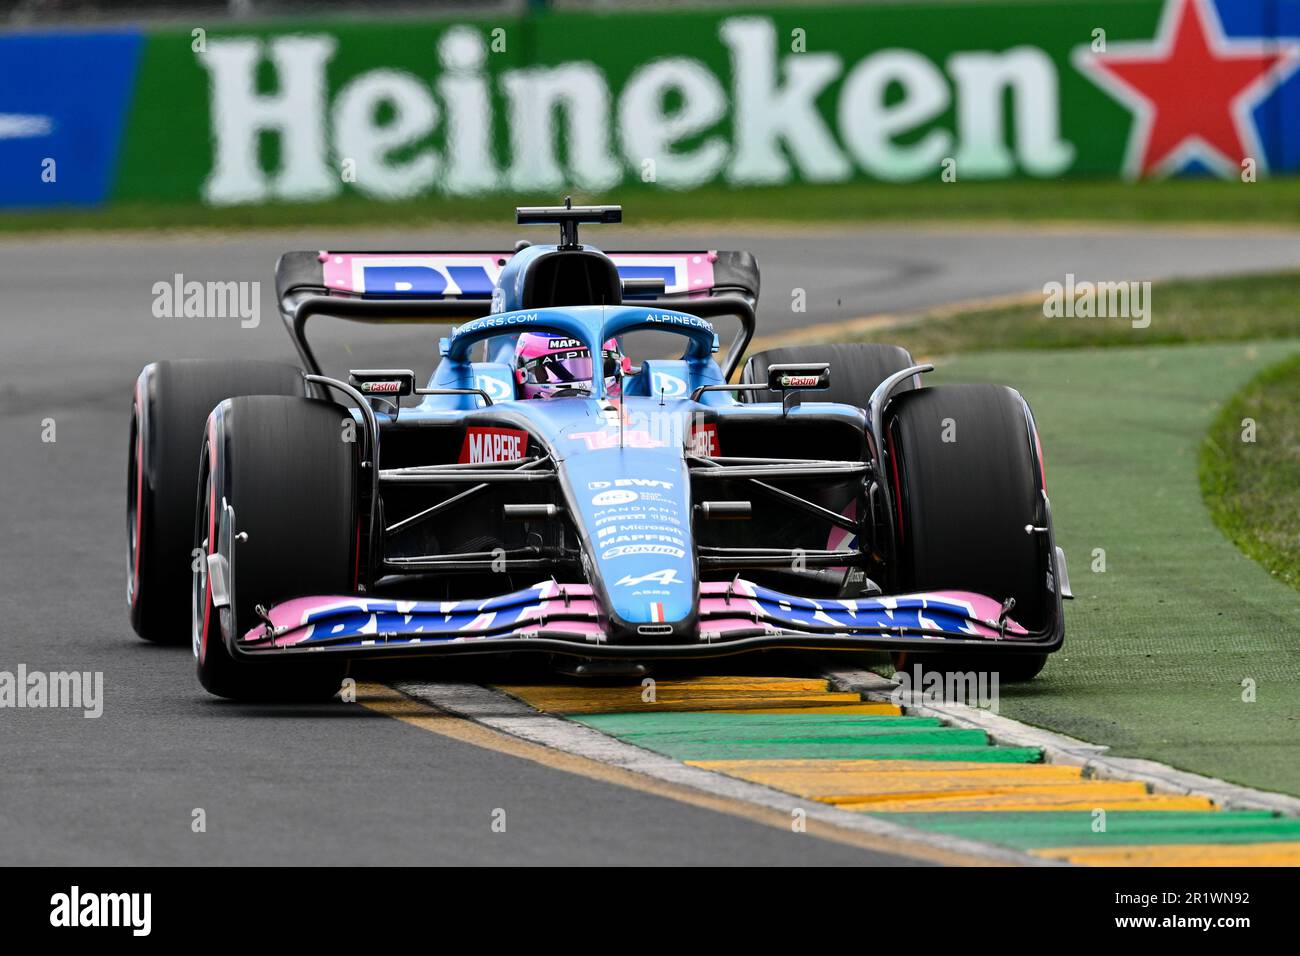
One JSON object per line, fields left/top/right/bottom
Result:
{"left": 1199, "top": 354, "right": 1300, "bottom": 594}
{"left": 6, "top": 178, "right": 1300, "bottom": 234}
{"left": 937, "top": 343, "right": 1300, "bottom": 796}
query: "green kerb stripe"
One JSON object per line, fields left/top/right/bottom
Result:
{"left": 574, "top": 715, "right": 1040, "bottom": 762}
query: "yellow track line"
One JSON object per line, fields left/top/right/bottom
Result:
{"left": 356, "top": 682, "right": 1006, "bottom": 866}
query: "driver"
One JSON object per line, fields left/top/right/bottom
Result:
{"left": 515, "top": 334, "right": 629, "bottom": 399}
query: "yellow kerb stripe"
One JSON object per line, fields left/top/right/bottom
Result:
{"left": 1034, "top": 842, "right": 1300, "bottom": 867}
{"left": 690, "top": 759, "right": 1084, "bottom": 799}
{"left": 848, "top": 793, "right": 1216, "bottom": 813}
{"left": 497, "top": 678, "right": 867, "bottom": 715}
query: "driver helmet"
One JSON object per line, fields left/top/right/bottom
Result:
{"left": 515, "top": 334, "right": 629, "bottom": 399}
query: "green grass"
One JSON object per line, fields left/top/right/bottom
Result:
{"left": 1199, "top": 354, "right": 1300, "bottom": 593}
{"left": 842, "top": 269, "right": 1300, "bottom": 356}
{"left": 7, "top": 177, "right": 1300, "bottom": 234}
{"left": 938, "top": 343, "right": 1300, "bottom": 795}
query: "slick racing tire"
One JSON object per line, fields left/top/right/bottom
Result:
{"left": 740, "top": 343, "right": 918, "bottom": 406}
{"left": 886, "top": 384, "right": 1049, "bottom": 683}
{"left": 194, "top": 396, "right": 356, "bottom": 701}
{"left": 128, "top": 360, "right": 308, "bottom": 644}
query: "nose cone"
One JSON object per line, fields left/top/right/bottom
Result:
{"left": 562, "top": 443, "right": 697, "bottom": 643}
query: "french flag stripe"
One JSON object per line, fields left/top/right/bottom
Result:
{"left": 650, "top": 602, "right": 665, "bottom": 623}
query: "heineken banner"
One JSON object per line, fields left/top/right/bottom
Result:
{"left": 2, "top": 0, "right": 1298, "bottom": 209}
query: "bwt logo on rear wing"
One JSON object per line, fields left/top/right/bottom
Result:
{"left": 276, "top": 250, "right": 749, "bottom": 303}
{"left": 324, "top": 252, "right": 715, "bottom": 298}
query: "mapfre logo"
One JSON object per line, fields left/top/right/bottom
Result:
{"left": 459, "top": 427, "right": 528, "bottom": 464}
{"left": 687, "top": 423, "right": 720, "bottom": 457}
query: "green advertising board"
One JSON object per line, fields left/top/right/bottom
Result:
{"left": 17, "top": 0, "right": 1300, "bottom": 210}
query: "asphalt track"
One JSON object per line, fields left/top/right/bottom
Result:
{"left": 2, "top": 224, "right": 1297, "bottom": 865}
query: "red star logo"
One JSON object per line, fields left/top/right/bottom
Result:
{"left": 1074, "top": 0, "right": 1300, "bottom": 178}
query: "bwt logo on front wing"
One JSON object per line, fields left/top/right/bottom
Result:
{"left": 50, "top": 886, "right": 151, "bottom": 936}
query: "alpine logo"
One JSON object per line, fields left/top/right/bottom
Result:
{"left": 459, "top": 427, "right": 528, "bottom": 464}
{"left": 616, "top": 569, "right": 683, "bottom": 587}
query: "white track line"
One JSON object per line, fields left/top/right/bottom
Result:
{"left": 392, "top": 680, "right": 1059, "bottom": 866}
{"left": 826, "top": 668, "right": 1300, "bottom": 816}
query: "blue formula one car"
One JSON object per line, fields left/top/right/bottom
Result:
{"left": 127, "top": 203, "right": 1070, "bottom": 700}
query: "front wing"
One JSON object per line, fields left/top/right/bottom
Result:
{"left": 234, "top": 579, "right": 1056, "bottom": 661}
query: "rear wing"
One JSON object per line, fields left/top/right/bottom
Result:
{"left": 275, "top": 249, "right": 759, "bottom": 303}
{"left": 274, "top": 249, "right": 759, "bottom": 379}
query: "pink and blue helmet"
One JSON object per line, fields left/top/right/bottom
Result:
{"left": 515, "top": 334, "right": 629, "bottom": 399}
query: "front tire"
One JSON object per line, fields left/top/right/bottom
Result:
{"left": 887, "top": 384, "right": 1051, "bottom": 682}
{"left": 194, "top": 396, "right": 356, "bottom": 701}
{"left": 129, "top": 360, "right": 308, "bottom": 644}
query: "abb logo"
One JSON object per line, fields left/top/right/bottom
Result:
{"left": 460, "top": 427, "right": 529, "bottom": 464}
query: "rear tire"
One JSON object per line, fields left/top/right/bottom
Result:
{"left": 194, "top": 396, "right": 355, "bottom": 701}
{"left": 128, "top": 360, "right": 307, "bottom": 644}
{"left": 741, "top": 343, "right": 918, "bottom": 405}
{"left": 887, "top": 384, "right": 1049, "bottom": 682}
